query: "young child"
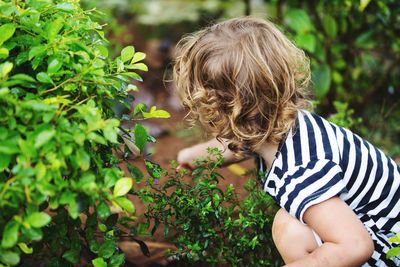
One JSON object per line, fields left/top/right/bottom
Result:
{"left": 173, "top": 17, "right": 400, "bottom": 266}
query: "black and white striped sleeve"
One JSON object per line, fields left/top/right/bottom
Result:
{"left": 276, "top": 159, "right": 349, "bottom": 223}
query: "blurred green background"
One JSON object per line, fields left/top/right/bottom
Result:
{"left": 83, "top": 0, "right": 400, "bottom": 157}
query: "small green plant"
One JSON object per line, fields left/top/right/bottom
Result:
{"left": 387, "top": 233, "right": 400, "bottom": 261}
{"left": 327, "top": 101, "right": 362, "bottom": 129}
{"left": 139, "top": 148, "right": 283, "bottom": 266}
{"left": 0, "top": 0, "right": 168, "bottom": 266}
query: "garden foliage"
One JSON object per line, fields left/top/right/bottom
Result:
{"left": 271, "top": 0, "right": 400, "bottom": 154}
{"left": 0, "top": 0, "right": 158, "bottom": 266}
{"left": 1, "top": 0, "right": 399, "bottom": 265}
{"left": 139, "top": 148, "right": 283, "bottom": 266}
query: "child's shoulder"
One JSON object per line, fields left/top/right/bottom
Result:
{"left": 296, "top": 109, "right": 349, "bottom": 134}
{"left": 294, "top": 109, "right": 337, "bottom": 132}
{"left": 284, "top": 109, "right": 346, "bottom": 167}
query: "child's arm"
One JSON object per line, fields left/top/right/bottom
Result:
{"left": 177, "top": 138, "right": 247, "bottom": 169}
{"left": 285, "top": 197, "right": 374, "bottom": 267}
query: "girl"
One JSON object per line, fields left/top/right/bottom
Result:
{"left": 173, "top": 17, "right": 400, "bottom": 266}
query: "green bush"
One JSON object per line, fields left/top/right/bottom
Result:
{"left": 271, "top": 0, "right": 400, "bottom": 154}
{"left": 139, "top": 148, "right": 283, "bottom": 266}
{"left": 0, "top": 0, "right": 160, "bottom": 265}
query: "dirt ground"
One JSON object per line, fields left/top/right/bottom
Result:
{"left": 118, "top": 108, "right": 256, "bottom": 266}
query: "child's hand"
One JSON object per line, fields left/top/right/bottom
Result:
{"left": 176, "top": 147, "right": 195, "bottom": 173}
{"left": 177, "top": 147, "right": 192, "bottom": 165}
{"left": 175, "top": 162, "right": 195, "bottom": 173}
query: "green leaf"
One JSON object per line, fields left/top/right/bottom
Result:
{"left": 115, "top": 197, "right": 135, "bottom": 213}
{"left": 98, "top": 223, "right": 107, "bottom": 232}
{"left": 294, "top": 33, "right": 316, "bottom": 53}
{"left": 34, "top": 128, "right": 56, "bottom": 148}
{"left": 76, "top": 149, "right": 90, "bottom": 171}
{"left": 29, "top": 46, "right": 46, "bottom": 60}
{"left": 1, "top": 221, "right": 19, "bottom": 248}
{"left": 64, "top": 83, "right": 78, "bottom": 91}
{"left": 134, "top": 123, "right": 148, "bottom": 152}
{"left": 332, "top": 71, "right": 343, "bottom": 84}
{"left": 18, "top": 243, "right": 33, "bottom": 254}
{"left": 127, "top": 163, "right": 144, "bottom": 182}
{"left": 60, "top": 192, "right": 80, "bottom": 219}
{"left": 389, "top": 233, "right": 400, "bottom": 243}
{"left": 21, "top": 227, "right": 42, "bottom": 241}
{"left": 121, "top": 46, "right": 135, "bottom": 62}
{"left": 36, "top": 72, "right": 53, "bottom": 84}
{"left": 284, "top": 9, "right": 313, "bottom": 33}
{"left": 97, "top": 45, "right": 109, "bottom": 57}
{"left": 322, "top": 15, "right": 337, "bottom": 39}
{"left": 144, "top": 159, "right": 162, "bottom": 179}
{"left": 62, "top": 249, "right": 79, "bottom": 264}
{"left": 97, "top": 201, "right": 111, "bottom": 220}
{"left": 11, "top": 74, "right": 36, "bottom": 83}
{"left": 0, "top": 61, "right": 13, "bottom": 78}
{"left": 27, "top": 212, "right": 51, "bottom": 228}
{"left": 78, "top": 172, "right": 97, "bottom": 191}
{"left": 56, "top": 3, "right": 75, "bottom": 11}
{"left": 0, "top": 88, "right": 10, "bottom": 98}
{"left": 359, "top": 0, "right": 371, "bottom": 12}
{"left": 312, "top": 64, "right": 331, "bottom": 98}
{"left": 128, "top": 63, "right": 148, "bottom": 71}
{"left": 133, "top": 103, "right": 146, "bottom": 116}
{"left": 122, "top": 71, "right": 143, "bottom": 81}
{"left": 0, "top": 141, "right": 19, "bottom": 154}
{"left": 131, "top": 52, "right": 146, "bottom": 64}
{"left": 109, "top": 253, "right": 125, "bottom": 266}
{"left": 0, "top": 154, "right": 11, "bottom": 171}
{"left": 98, "top": 239, "right": 115, "bottom": 258}
{"left": 47, "top": 58, "right": 62, "bottom": 74}
{"left": 355, "top": 31, "right": 374, "bottom": 49}
{"left": 0, "top": 23, "right": 16, "bottom": 46}
{"left": 0, "top": 47, "right": 9, "bottom": 59}
{"left": 126, "top": 84, "right": 138, "bottom": 92}
{"left": 92, "top": 257, "right": 107, "bottom": 267}
{"left": 142, "top": 106, "right": 171, "bottom": 119}
{"left": 0, "top": 250, "right": 20, "bottom": 266}
{"left": 88, "top": 132, "right": 107, "bottom": 145}
{"left": 46, "top": 17, "right": 64, "bottom": 42}
{"left": 0, "top": 127, "right": 7, "bottom": 140}
{"left": 103, "top": 124, "right": 118, "bottom": 143}
{"left": 113, "top": 178, "right": 133, "bottom": 197}
{"left": 192, "top": 167, "right": 205, "bottom": 180}
{"left": 18, "top": 138, "right": 37, "bottom": 158}
{"left": 104, "top": 168, "right": 120, "bottom": 188}
{"left": 386, "top": 247, "right": 400, "bottom": 259}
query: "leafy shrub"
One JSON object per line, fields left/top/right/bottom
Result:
{"left": 327, "top": 101, "right": 362, "bottom": 129}
{"left": 272, "top": 0, "right": 400, "bottom": 153}
{"left": 139, "top": 149, "right": 283, "bottom": 266}
{"left": 0, "top": 1, "right": 159, "bottom": 266}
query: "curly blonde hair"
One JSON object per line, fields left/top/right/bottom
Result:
{"left": 173, "top": 17, "right": 311, "bottom": 154}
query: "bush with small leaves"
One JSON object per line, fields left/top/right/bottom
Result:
{"left": 139, "top": 148, "right": 283, "bottom": 266}
{"left": 0, "top": 1, "right": 167, "bottom": 266}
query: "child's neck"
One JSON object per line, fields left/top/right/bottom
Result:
{"left": 256, "top": 142, "right": 280, "bottom": 170}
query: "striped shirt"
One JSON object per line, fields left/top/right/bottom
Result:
{"left": 258, "top": 110, "right": 400, "bottom": 266}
